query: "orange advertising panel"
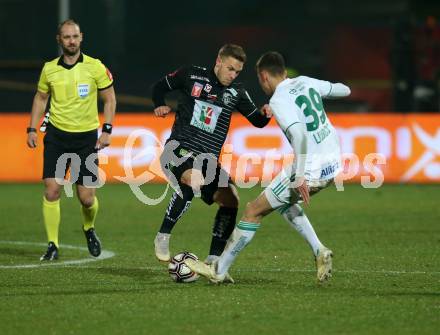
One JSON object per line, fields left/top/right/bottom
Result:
{"left": 2, "top": 113, "right": 440, "bottom": 183}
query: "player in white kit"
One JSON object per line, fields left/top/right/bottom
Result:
{"left": 186, "top": 51, "right": 351, "bottom": 283}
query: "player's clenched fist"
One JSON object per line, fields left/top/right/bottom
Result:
{"left": 260, "top": 104, "right": 273, "bottom": 118}
{"left": 154, "top": 106, "right": 171, "bottom": 118}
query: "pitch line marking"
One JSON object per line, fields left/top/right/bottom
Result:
{"left": 1, "top": 241, "right": 438, "bottom": 276}
{"left": 135, "top": 266, "right": 440, "bottom": 276}
{"left": 0, "top": 240, "right": 115, "bottom": 269}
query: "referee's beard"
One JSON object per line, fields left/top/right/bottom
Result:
{"left": 62, "top": 45, "right": 80, "bottom": 57}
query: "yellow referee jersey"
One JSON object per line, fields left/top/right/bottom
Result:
{"left": 37, "top": 53, "right": 113, "bottom": 132}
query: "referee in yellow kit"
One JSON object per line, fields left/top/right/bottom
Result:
{"left": 26, "top": 19, "right": 116, "bottom": 261}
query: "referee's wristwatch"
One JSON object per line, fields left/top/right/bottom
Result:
{"left": 26, "top": 127, "right": 37, "bottom": 133}
{"left": 102, "top": 123, "right": 113, "bottom": 134}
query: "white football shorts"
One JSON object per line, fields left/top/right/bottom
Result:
{"left": 264, "top": 167, "right": 333, "bottom": 209}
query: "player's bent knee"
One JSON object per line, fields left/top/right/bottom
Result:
{"left": 182, "top": 180, "right": 204, "bottom": 193}
{"left": 44, "top": 179, "right": 62, "bottom": 201}
{"left": 180, "top": 169, "right": 204, "bottom": 191}
{"left": 228, "top": 185, "right": 240, "bottom": 207}
{"left": 44, "top": 189, "right": 61, "bottom": 202}
{"left": 79, "top": 196, "right": 95, "bottom": 208}
{"left": 214, "top": 187, "right": 239, "bottom": 208}
{"left": 225, "top": 194, "right": 239, "bottom": 208}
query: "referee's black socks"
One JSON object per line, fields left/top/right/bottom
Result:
{"left": 159, "top": 184, "right": 194, "bottom": 234}
{"left": 209, "top": 207, "right": 238, "bottom": 256}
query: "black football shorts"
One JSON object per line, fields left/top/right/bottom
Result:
{"left": 161, "top": 145, "right": 233, "bottom": 205}
{"left": 43, "top": 123, "right": 99, "bottom": 186}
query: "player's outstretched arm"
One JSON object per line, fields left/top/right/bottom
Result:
{"left": 238, "top": 90, "right": 271, "bottom": 128}
{"left": 326, "top": 82, "right": 351, "bottom": 98}
{"left": 304, "top": 76, "right": 351, "bottom": 99}
{"left": 246, "top": 108, "right": 271, "bottom": 127}
{"left": 27, "top": 90, "right": 49, "bottom": 148}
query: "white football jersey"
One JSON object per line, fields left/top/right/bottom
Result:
{"left": 269, "top": 76, "right": 342, "bottom": 181}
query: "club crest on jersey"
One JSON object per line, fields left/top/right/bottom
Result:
{"left": 222, "top": 92, "right": 233, "bottom": 106}
{"left": 77, "top": 84, "right": 90, "bottom": 98}
{"left": 204, "top": 84, "right": 212, "bottom": 93}
{"left": 191, "top": 82, "right": 203, "bottom": 97}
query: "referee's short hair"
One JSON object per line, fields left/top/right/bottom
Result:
{"left": 57, "top": 19, "right": 81, "bottom": 35}
{"left": 256, "top": 51, "right": 286, "bottom": 76}
{"left": 218, "top": 44, "right": 247, "bottom": 63}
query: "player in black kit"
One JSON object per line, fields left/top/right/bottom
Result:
{"left": 152, "top": 44, "right": 272, "bottom": 279}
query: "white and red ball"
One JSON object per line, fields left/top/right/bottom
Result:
{"left": 168, "top": 252, "right": 200, "bottom": 283}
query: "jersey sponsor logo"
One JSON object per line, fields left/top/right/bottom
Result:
{"left": 106, "top": 67, "right": 113, "bottom": 81}
{"left": 204, "top": 83, "right": 212, "bottom": 93}
{"left": 190, "top": 100, "right": 222, "bottom": 133}
{"left": 191, "top": 82, "right": 203, "bottom": 97}
{"left": 190, "top": 75, "right": 210, "bottom": 82}
{"left": 320, "top": 162, "right": 339, "bottom": 179}
{"left": 289, "top": 88, "right": 298, "bottom": 95}
{"left": 77, "top": 84, "right": 90, "bottom": 98}
{"left": 289, "top": 81, "right": 305, "bottom": 94}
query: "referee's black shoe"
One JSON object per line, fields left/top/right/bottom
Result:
{"left": 84, "top": 228, "right": 101, "bottom": 257}
{"left": 40, "top": 242, "right": 59, "bottom": 261}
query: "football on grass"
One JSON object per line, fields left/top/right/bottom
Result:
{"left": 168, "top": 252, "right": 200, "bottom": 283}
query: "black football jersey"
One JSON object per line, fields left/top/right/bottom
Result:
{"left": 152, "top": 65, "right": 269, "bottom": 158}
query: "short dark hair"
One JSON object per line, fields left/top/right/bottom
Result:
{"left": 256, "top": 51, "right": 286, "bottom": 76}
{"left": 218, "top": 44, "right": 247, "bottom": 63}
{"left": 57, "top": 19, "right": 80, "bottom": 35}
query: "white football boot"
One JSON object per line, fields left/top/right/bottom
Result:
{"left": 185, "top": 258, "right": 231, "bottom": 284}
{"left": 205, "top": 255, "right": 234, "bottom": 284}
{"left": 154, "top": 232, "right": 171, "bottom": 262}
{"left": 316, "top": 247, "right": 333, "bottom": 282}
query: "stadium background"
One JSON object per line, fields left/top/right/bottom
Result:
{"left": 0, "top": 2, "right": 439, "bottom": 335}
{"left": 1, "top": 0, "right": 440, "bottom": 184}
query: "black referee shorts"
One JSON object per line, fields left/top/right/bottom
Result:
{"left": 162, "top": 146, "right": 233, "bottom": 205}
{"left": 43, "top": 123, "right": 99, "bottom": 186}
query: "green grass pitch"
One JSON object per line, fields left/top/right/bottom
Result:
{"left": 0, "top": 183, "right": 439, "bottom": 334}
